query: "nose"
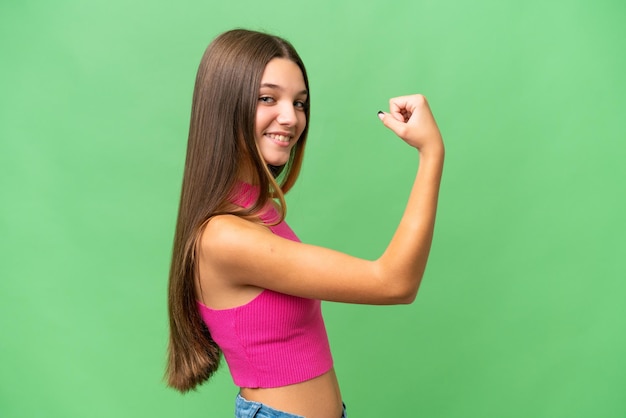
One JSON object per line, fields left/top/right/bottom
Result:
{"left": 276, "top": 101, "right": 297, "bottom": 126}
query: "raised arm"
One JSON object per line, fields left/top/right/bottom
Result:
{"left": 375, "top": 94, "right": 445, "bottom": 302}
{"left": 199, "top": 94, "right": 444, "bottom": 305}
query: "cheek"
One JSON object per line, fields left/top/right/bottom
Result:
{"left": 298, "top": 114, "right": 307, "bottom": 134}
{"left": 255, "top": 109, "right": 272, "bottom": 133}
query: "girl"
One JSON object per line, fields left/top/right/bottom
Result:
{"left": 166, "top": 29, "right": 444, "bottom": 418}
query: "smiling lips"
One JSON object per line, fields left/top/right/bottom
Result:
{"left": 265, "top": 133, "right": 292, "bottom": 146}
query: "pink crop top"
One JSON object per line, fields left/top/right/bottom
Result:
{"left": 197, "top": 182, "right": 333, "bottom": 388}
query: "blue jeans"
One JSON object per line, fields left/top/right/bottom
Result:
{"left": 235, "top": 394, "right": 347, "bottom": 418}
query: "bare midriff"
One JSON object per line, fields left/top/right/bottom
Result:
{"left": 240, "top": 368, "right": 343, "bottom": 418}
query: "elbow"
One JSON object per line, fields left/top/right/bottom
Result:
{"left": 383, "top": 276, "right": 421, "bottom": 305}
{"left": 395, "top": 285, "right": 419, "bottom": 305}
{"left": 399, "top": 289, "right": 418, "bottom": 305}
{"left": 373, "top": 260, "right": 423, "bottom": 304}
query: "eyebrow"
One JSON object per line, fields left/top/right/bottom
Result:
{"left": 260, "top": 83, "right": 308, "bottom": 97}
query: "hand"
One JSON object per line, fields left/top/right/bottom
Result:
{"left": 378, "top": 94, "right": 443, "bottom": 152}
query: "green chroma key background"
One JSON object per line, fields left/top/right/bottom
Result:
{"left": 1, "top": 1, "right": 625, "bottom": 417}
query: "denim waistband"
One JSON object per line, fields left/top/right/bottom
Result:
{"left": 235, "top": 394, "right": 347, "bottom": 418}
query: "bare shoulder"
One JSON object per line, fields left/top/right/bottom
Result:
{"left": 203, "top": 213, "right": 266, "bottom": 237}
{"left": 200, "top": 214, "right": 271, "bottom": 256}
{"left": 197, "top": 213, "right": 294, "bottom": 293}
{"left": 197, "top": 215, "right": 271, "bottom": 307}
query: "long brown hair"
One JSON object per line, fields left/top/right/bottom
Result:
{"left": 166, "top": 29, "right": 310, "bottom": 392}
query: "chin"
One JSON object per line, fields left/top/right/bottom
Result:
{"left": 262, "top": 155, "right": 290, "bottom": 167}
{"left": 267, "top": 160, "right": 289, "bottom": 167}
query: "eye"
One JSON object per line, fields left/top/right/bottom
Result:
{"left": 294, "top": 100, "right": 307, "bottom": 110}
{"left": 259, "top": 96, "right": 275, "bottom": 104}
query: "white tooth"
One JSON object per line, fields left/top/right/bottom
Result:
{"left": 268, "top": 134, "right": 289, "bottom": 142}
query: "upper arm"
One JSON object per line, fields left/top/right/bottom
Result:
{"left": 199, "top": 215, "right": 416, "bottom": 305}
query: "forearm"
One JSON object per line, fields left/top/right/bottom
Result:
{"left": 377, "top": 144, "right": 444, "bottom": 301}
